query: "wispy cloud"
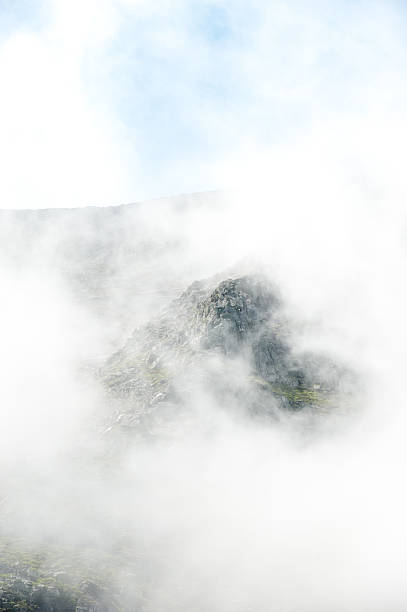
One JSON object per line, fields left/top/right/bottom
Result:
{"left": 1, "top": 0, "right": 407, "bottom": 207}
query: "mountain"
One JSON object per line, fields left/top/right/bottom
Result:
{"left": 0, "top": 192, "right": 223, "bottom": 342}
{"left": 0, "top": 194, "right": 356, "bottom": 611}
{"left": 101, "top": 273, "right": 350, "bottom": 441}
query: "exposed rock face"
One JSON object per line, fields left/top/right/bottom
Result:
{"left": 194, "top": 276, "right": 278, "bottom": 351}
{"left": 102, "top": 274, "right": 348, "bottom": 435}
{"left": 0, "top": 537, "right": 130, "bottom": 611}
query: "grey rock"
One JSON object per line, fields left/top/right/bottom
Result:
{"left": 101, "top": 273, "right": 351, "bottom": 434}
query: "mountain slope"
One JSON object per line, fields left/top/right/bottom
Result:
{"left": 101, "top": 273, "right": 351, "bottom": 440}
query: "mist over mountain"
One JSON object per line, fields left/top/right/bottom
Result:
{"left": 0, "top": 188, "right": 404, "bottom": 612}
{"left": 3, "top": 0, "right": 407, "bottom": 608}
{"left": 0, "top": 193, "right": 222, "bottom": 341}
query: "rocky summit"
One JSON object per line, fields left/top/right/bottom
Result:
{"left": 102, "top": 273, "right": 349, "bottom": 437}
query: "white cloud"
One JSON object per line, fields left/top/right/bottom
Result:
{"left": 0, "top": 0, "right": 139, "bottom": 209}
{"left": 2, "top": 0, "right": 407, "bottom": 208}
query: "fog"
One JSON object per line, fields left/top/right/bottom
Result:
{"left": 2, "top": 0, "right": 407, "bottom": 610}
{"left": 1, "top": 156, "right": 407, "bottom": 610}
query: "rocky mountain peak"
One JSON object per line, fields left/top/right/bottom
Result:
{"left": 193, "top": 275, "right": 279, "bottom": 352}
{"left": 102, "top": 273, "right": 350, "bottom": 433}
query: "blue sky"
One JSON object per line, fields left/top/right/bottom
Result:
{"left": 0, "top": 0, "right": 406, "bottom": 207}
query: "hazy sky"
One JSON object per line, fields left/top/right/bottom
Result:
{"left": 1, "top": 0, "right": 407, "bottom": 208}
